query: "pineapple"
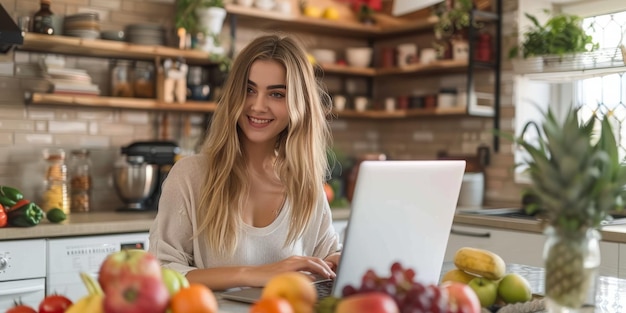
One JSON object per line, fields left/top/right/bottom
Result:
{"left": 506, "top": 107, "right": 626, "bottom": 310}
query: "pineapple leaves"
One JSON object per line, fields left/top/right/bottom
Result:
{"left": 496, "top": 106, "right": 626, "bottom": 233}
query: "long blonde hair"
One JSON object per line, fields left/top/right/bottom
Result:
{"left": 197, "top": 34, "right": 332, "bottom": 256}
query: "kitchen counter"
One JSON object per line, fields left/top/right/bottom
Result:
{"left": 3, "top": 208, "right": 626, "bottom": 244}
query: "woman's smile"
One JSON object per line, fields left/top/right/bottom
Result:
{"left": 248, "top": 116, "right": 274, "bottom": 126}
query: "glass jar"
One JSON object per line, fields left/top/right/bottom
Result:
{"left": 111, "top": 60, "right": 134, "bottom": 97}
{"left": 133, "top": 61, "right": 155, "bottom": 98}
{"left": 69, "top": 149, "right": 92, "bottom": 212}
{"left": 41, "top": 148, "right": 70, "bottom": 214}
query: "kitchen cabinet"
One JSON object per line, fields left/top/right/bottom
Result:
{"left": 0, "top": 239, "right": 47, "bottom": 311}
{"left": 620, "top": 244, "right": 626, "bottom": 279}
{"left": 445, "top": 224, "right": 620, "bottom": 277}
{"left": 225, "top": 2, "right": 502, "bottom": 123}
{"left": 17, "top": 33, "right": 219, "bottom": 113}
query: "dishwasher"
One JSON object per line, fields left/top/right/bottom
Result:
{"left": 0, "top": 239, "right": 47, "bottom": 311}
{"left": 46, "top": 232, "right": 149, "bottom": 302}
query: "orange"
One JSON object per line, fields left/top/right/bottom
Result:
{"left": 250, "top": 297, "right": 294, "bottom": 313}
{"left": 323, "top": 183, "right": 334, "bottom": 203}
{"left": 170, "top": 283, "right": 218, "bottom": 313}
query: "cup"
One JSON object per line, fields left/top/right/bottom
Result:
{"left": 334, "top": 95, "right": 346, "bottom": 111}
{"left": 354, "top": 96, "right": 368, "bottom": 112}
{"left": 385, "top": 97, "right": 396, "bottom": 112}
{"left": 18, "top": 16, "right": 30, "bottom": 35}
{"left": 396, "top": 43, "right": 417, "bottom": 67}
{"left": 420, "top": 48, "right": 437, "bottom": 64}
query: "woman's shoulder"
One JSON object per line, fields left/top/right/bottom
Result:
{"left": 169, "top": 154, "right": 210, "bottom": 176}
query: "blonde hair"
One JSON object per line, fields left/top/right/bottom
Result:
{"left": 197, "top": 34, "right": 332, "bottom": 256}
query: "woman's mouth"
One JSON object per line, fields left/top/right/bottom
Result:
{"left": 248, "top": 116, "right": 273, "bottom": 125}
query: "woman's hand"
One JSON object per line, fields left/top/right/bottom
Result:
{"left": 246, "top": 255, "right": 336, "bottom": 287}
{"left": 324, "top": 252, "right": 341, "bottom": 271}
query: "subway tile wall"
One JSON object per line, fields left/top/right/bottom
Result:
{"left": 0, "top": 0, "right": 524, "bottom": 211}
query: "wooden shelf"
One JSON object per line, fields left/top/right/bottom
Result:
{"left": 226, "top": 4, "right": 437, "bottom": 38}
{"left": 320, "top": 64, "right": 376, "bottom": 76}
{"left": 333, "top": 106, "right": 471, "bottom": 119}
{"left": 18, "top": 33, "right": 216, "bottom": 65}
{"left": 26, "top": 92, "right": 217, "bottom": 113}
{"left": 376, "top": 59, "right": 469, "bottom": 76}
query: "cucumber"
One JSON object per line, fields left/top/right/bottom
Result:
{"left": 46, "top": 208, "right": 67, "bottom": 223}
{"left": 0, "top": 185, "right": 24, "bottom": 202}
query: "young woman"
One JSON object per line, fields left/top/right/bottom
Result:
{"left": 149, "top": 34, "right": 341, "bottom": 291}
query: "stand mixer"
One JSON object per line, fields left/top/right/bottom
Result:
{"left": 113, "top": 141, "right": 180, "bottom": 211}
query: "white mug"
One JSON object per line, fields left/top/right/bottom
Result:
{"left": 420, "top": 48, "right": 437, "bottom": 64}
{"left": 385, "top": 97, "right": 396, "bottom": 112}
{"left": 334, "top": 95, "right": 346, "bottom": 111}
{"left": 354, "top": 96, "right": 368, "bottom": 112}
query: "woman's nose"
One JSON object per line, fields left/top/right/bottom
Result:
{"left": 250, "top": 93, "right": 268, "bottom": 111}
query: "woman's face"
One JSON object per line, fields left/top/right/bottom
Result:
{"left": 238, "top": 59, "right": 289, "bottom": 146}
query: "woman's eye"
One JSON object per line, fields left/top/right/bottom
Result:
{"left": 270, "top": 92, "right": 285, "bottom": 99}
{"left": 246, "top": 87, "right": 255, "bottom": 94}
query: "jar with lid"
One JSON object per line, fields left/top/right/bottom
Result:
{"left": 41, "top": 148, "right": 70, "bottom": 214}
{"left": 111, "top": 60, "right": 134, "bottom": 97}
{"left": 69, "top": 149, "right": 92, "bottom": 212}
{"left": 33, "top": 0, "right": 55, "bottom": 35}
{"left": 133, "top": 61, "right": 155, "bottom": 98}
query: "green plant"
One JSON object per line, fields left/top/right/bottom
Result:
{"left": 175, "top": 0, "right": 225, "bottom": 35}
{"left": 433, "top": 0, "right": 474, "bottom": 40}
{"left": 509, "top": 11, "right": 598, "bottom": 59}
{"left": 501, "top": 107, "right": 626, "bottom": 233}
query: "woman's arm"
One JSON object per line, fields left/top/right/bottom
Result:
{"left": 186, "top": 255, "right": 336, "bottom": 290}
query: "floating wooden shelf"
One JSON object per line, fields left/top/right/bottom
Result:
{"left": 320, "top": 64, "right": 376, "bottom": 76}
{"left": 26, "top": 92, "right": 217, "bottom": 113}
{"left": 18, "top": 33, "right": 216, "bottom": 65}
{"left": 376, "top": 59, "right": 469, "bottom": 76}
{"left": 226, "top": 4, "right": 437, "bottom": 38}
{"left": 333, "top": 106, "right": 470, "bottom": 119}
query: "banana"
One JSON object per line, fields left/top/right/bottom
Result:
{"left": 65, "top": 294, "right": 103, "bottom": 313}
{"left": 453, "top": 247, "right": 506, "bottom": 280}
{"left": 80, "top": 271, "right": 104, "bottom": 296}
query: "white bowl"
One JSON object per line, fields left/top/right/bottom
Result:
{"left": 346, "top": 47, "right": 373, "bottom": 68}
{"left": 311, "top": 49, "right": 336, "bottom": 65}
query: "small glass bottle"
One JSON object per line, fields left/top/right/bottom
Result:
{"left": 41, "top": 148, "right": 70, "bottom": 214}
{"left": 33, "top": 0, "right": 55, "bottom": 35}
{"left": 111, "top": 60, "right": 134, "bottom": 97}
{"left": 69, "top": 149, "right": 92, "bottom": 212}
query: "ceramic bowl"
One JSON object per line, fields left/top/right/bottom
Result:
{"left": 311, "top": 49, "right": 336, "bottom": 65}
{"left": 346, "top": 47, "right": 373, "bottom": 68}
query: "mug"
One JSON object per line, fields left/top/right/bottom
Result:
{"left": 385, "top": 97, "right": 396, "bottom": 112}
{"left": 334, "top": 95, "right": 346, "bottom": 111}
{"left": 354, "top": 96, "right": 368, "bottom": 112}
{"left": 420, "top": 48, "right": 437, "bottom": 64}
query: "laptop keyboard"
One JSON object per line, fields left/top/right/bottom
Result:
{"left": 314, "top": 279, "right": 335, "bottom": 298}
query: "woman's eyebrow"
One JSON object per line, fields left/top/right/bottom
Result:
{"left": 247, "top": 80, "right": 286, "bottom": 90}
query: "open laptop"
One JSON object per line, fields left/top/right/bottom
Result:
{"left": 220, "top": 160, "right": 466, "bottom": 303}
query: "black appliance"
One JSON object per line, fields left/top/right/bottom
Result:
{"left": 0, "top": 4, "right": 24, "bottom": 53}
{"left": 119, "top": 141, "right": 180, "bottom": 211}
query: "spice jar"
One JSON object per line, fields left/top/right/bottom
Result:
{"left": 41, "top": 148, "right": 70, "bottom": 214}
{"left": 69, "top": 149, "right": 92, "bottom": 212}
{"left": 111, "top": 60, "right": 134, "bottom": 97}
{"left": 133, "top": 61, "right": 155, "bottom": 98}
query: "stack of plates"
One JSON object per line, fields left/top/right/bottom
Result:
{"left": 63, "top": 12, "right": 100, "bottom": 39}
{"left": 125, "top": 24, "right": 165, "bottom": 46}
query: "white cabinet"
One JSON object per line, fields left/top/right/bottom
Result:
{"left": 445, "top": 224, "right": 545, "bottom": 268}
{"left": 620, "top": 243, "right": 626, "bottom": 279}
{"left": 445, "top": 224, "right": 620, "bottom": 277}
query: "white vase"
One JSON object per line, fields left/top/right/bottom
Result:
{"left": 195, "top": 7, "right": 227, "bottom": 54}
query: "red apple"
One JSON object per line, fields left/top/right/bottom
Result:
{"left": 440, "top": 281, "right": 482, "bottom": 313}
{"left": 336, "top": 292, "right": 399, "bottom": 313}
{"left": 102, "top": 275, "right": 169, "bottom": 313}
{"left": 99, "top": 249, "right": 162, "bottom": 291}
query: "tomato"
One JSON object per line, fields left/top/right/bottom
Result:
{"left": 170, "top": 283, "right": 218, "bottom": 313}
{"left": 5, "top": 304, "right": 37, "bottom": 313}
{"left": 38, "top": 294, "right": 73, "bottom": 313}
{"left": 0, "top": 204, "right": 7, "bottom": 227}
{"left": 250, "top": 297, "right": 294, "bottom": 313}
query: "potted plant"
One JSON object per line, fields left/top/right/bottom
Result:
{"left": 509, "top": 11, "right": 598, "bottom": 72}
{"left": 433, "top": 0, "right": 474, "bottom": 40}
{"left": 176, "top": 0, "right": 227, "bottom": 53}
{"left": 501, "top": 107, "right": 626, "bottom": 311}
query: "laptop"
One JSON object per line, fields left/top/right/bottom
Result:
{"left": 220, "top": 160, "right": 466, "bottom": 303}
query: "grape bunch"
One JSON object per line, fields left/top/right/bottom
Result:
{"left": 341, "top": 262, "right": 450, "bottom": 313}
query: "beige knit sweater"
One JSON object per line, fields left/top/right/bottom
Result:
{"left": 148, "top": 154, "right": 340, "bottom": 275}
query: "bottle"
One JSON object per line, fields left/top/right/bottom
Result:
{"left": 69, "top": 149, "right": 92, "bottom": 212}
{"left": 41, "top": 148, "right": 70, "bottom": 214}
{"left": 33, "top": 0, "right": 55, "bottom": 35}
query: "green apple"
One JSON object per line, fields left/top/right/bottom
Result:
{"left": 467, "top": 277, "right": 498, "bottom": 307}
{"left": 497, "top": 273, "right": 532, "bottom": 304}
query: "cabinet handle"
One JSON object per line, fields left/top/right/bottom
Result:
{"left": 0, "top": 284, "right": 44, "bottom": 296}
{"left": 451, "top": 228, "right": 491, "bottom": 238}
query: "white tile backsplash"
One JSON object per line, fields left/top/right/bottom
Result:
{"left": 48, "top": 121, "right": 88, "bottom": 133}
{"left": 14, "top": 133, "right": 53, "bottom": 145}
{"left": 0, "top": 132, "right": 13, "bottom": 145}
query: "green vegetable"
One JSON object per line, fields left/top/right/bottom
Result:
{"left": 7, "top": 202, "right": 44, "bottom": 227}
{"left": 0, "top": 185, "right": 23, "bottom": 207}
{"left": 46, "top": 208, "right": 67, "bottom": 223}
